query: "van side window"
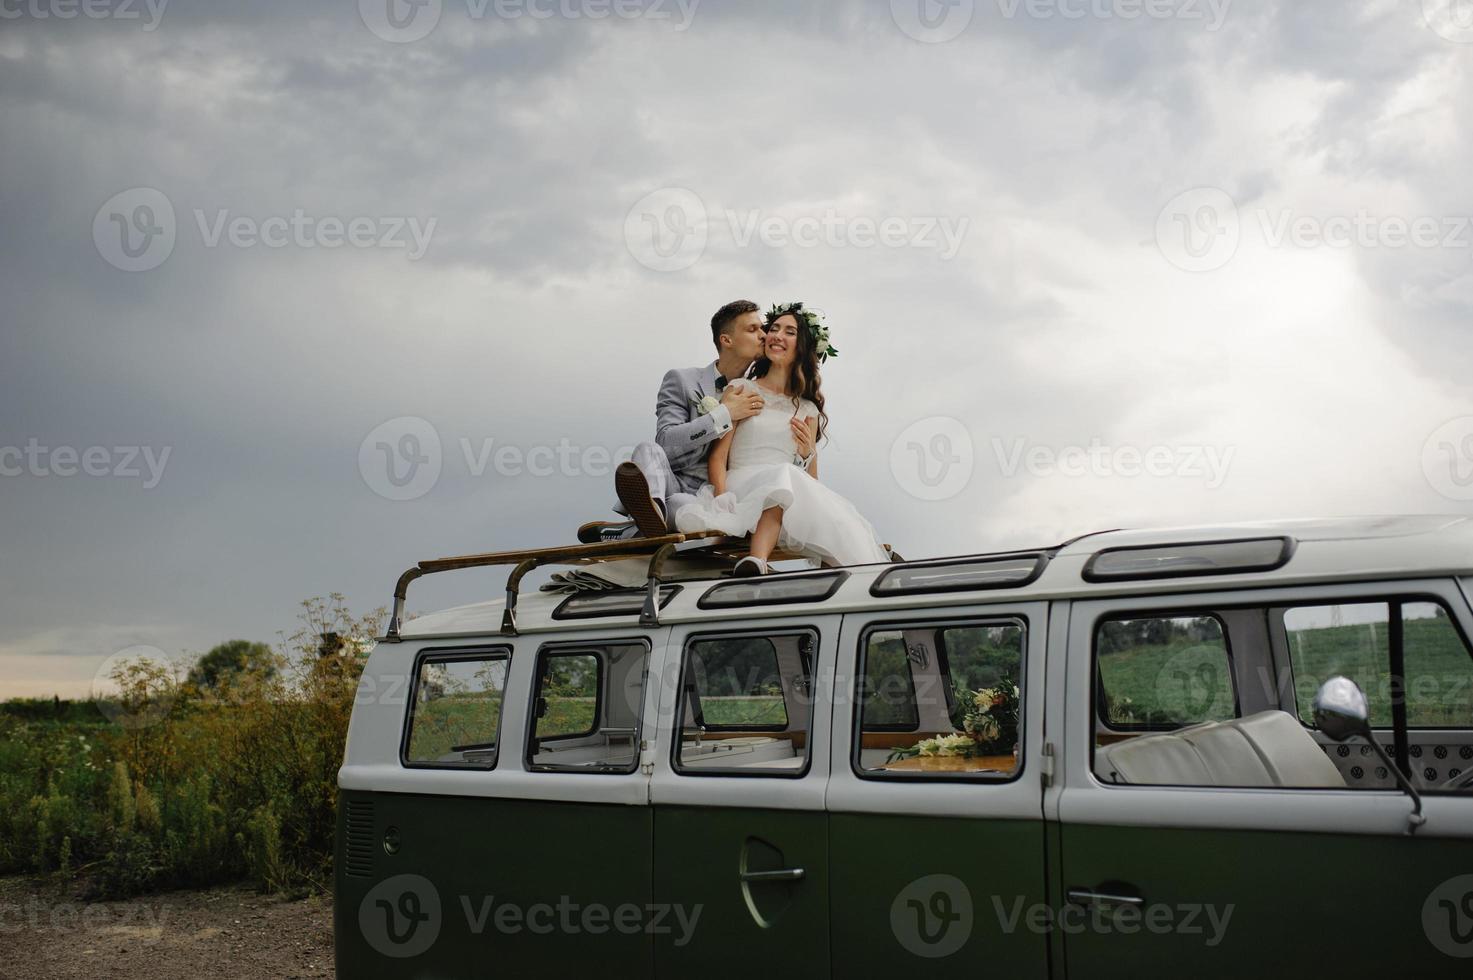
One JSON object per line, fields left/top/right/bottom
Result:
{"left": 527, "top": 642, "right": 648, "bottom": 773}
{"left": 674, "top": 630, "right": 815, "bottom": 776}
{"left": 857, "top": 632, "right": 919, "bottom": 731}
{"left": 1286, "top": 600, "right": 1473, "bottom": 729}
{"left": 404, "top": 651, "right": 510, "bottom": 769}
{"left": 853, "top": 620, "right": 1024, "bottom": 779}
{"left": 1096, "top": 614, "right": 1235, "bottom": 729}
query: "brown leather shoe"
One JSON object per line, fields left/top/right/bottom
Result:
{"left": 614, "top": 462, "right": 668, "bottom": 538}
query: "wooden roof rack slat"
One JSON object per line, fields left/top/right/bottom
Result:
{"left": 386, "top": 532, "right": 736, "bottom": 640}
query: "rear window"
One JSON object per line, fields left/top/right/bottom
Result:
{"left": 404, "top": 652, "right": 510, "bottom": 768}
{"left": 1096, "top": 614, "right": 1236, "bottom": 729}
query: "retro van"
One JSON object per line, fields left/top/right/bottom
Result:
{"left": 336, "top": 516, "right": 1473, "bottom": 978}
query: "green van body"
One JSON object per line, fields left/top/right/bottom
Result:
{"left": 335, "top": 517, "right": 1473, "bottom": 977}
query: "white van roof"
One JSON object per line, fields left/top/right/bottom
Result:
{"left": 395, "top": 515, "right": 1473, "bottom": 640}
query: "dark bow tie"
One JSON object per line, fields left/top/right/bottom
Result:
{"left": 715, "top": 375, "right": 728, "bottom": 391}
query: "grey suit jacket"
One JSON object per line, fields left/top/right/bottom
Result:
{"left": 656, "top": 361, "right": 735, "bottom": 496}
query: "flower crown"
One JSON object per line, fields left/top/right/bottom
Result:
{"left": 766, "top": 301, "right": 838, "bottom": 362}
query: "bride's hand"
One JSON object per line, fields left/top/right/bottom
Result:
{"left": 790, "top": 417, "right": 815, "bottom": 459}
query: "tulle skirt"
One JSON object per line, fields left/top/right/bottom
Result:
{"left": 674, "top": 463, "right": 889, "bottom": 567}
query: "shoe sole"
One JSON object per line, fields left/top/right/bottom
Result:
{"left": 615, "top": 462, "right": 668, "bottom": 538}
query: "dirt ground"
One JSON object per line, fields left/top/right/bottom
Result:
{"left": 0, "top": 876, "right": 334, "bottom": 979}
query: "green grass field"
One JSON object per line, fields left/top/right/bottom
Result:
{"left": 1099, "top": 615, "right": 1473, "bottom": 729}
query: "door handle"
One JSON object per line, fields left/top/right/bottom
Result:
{"left": 1066, "top": 886, "right": 1144, "bottom": 911}
{"left": 740, "top": 868, "right": 805, "bottom": 883}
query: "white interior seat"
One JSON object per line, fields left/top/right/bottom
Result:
{"left": 1098, "top": 710, "right": 1348, "bottom": 788}
{"left": 1177, "top": 722, "right": 1275, "bottom": 786}
{"left": 1098, "top": 730, "right": 1212, "bottom": 785}
{"left": 1233, "top": 709, "right": 1346, "bottom": 787}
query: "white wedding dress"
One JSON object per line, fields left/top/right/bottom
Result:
{"left": 674, "top": 378, "right": 890, "bottom": 567}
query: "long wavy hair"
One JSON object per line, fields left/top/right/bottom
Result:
{"left": 750, "top": 309, "right": 829, "bottom": 444}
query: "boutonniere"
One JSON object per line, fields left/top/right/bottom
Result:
{"left": 690, "top": 385, "right": 720, "bottom": 417}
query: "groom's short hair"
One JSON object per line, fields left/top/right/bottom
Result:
{"left": 711, "top": 300, "right": 760, "bottom": 350}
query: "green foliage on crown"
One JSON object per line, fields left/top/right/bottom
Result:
{"left": 767, "top": 301, "right": 838, "bottom": 362}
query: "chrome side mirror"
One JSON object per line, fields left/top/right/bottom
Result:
{"left": 1312, "top": 675, "right": 1372, "bottom": 743}
{"left": 1313, "top": 676, "right": 1424, "bottom": 834}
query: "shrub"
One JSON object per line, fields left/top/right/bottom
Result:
{"left": 0, "top": 594, "right": 382, "bottom": 897}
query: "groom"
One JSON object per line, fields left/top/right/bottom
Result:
{"left": 582, "top": 300, "right": 769, "bottom": 542}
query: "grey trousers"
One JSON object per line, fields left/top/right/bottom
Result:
{"left": 614, "top": 441, "right": 696, "bottom": 531}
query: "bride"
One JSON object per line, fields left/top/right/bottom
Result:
{"left": 675, "top": 302, "right": 890, "bottom": 575}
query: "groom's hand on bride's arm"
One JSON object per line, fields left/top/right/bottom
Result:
{"left": 721, "top": 384, "right": 764, "bottom": 422}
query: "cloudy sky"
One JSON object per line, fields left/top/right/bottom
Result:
{"left": 2, "top": 0, "right": 1471, "bottom": 698}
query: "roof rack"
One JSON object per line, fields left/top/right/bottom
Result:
{"left": 385, "top": 531, "right": 755, "bottom": 640}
